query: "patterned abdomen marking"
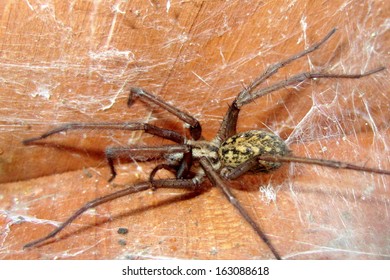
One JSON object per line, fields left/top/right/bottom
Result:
{"left": 218, "top": 130, "right": 291, "bottom": 172}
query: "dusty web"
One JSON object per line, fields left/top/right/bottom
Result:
{"left": 0, "top": 0, "right": 389, "bottom": 259}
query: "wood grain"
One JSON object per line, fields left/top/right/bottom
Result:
{"left": 0, "top": 0, "right": 389, "bottom": 259}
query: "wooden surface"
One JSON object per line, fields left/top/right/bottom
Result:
{"left": 0, "top": 0, "right": 389, "bottom": 259}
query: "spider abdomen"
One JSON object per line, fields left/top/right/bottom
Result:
{"left": 218, "top": 130, "right": 290, "bottom": 172}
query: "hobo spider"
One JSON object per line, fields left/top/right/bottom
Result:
{"left": 23, "top": 29, "right": 388, "bottom": 259}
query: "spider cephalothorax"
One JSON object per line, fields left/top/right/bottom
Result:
{"left": 22, "top": 29, "right": 389, "bottom": 259}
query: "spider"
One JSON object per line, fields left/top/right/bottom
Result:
{"left": 22, "top": 28, "right": 388, "bottom": 259}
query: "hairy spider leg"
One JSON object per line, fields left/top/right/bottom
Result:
{"left": 24, "top": 178, "right": 204, "bottom": 249}
{"left": 105, "top": 145, "right": 190, "bottom": 182}
{"left": 245, "top": 29, "right": 337, "bottom": 94}
{"left": 129, "top": 87, "right": 202, "bottom": 140}
{"left": 22, "top": 87, "right": 203, "bottom": 181}
{"left": 23, "top": 84, "right": 206, "bottom": 146}
{"left": 148, "top": 148, "right": 195, "bottom": 184}
{"left": 217, "top": 28, "right": 337, "bottom": 141}
{"left": 22, "top": 121, "right": 193, "bottom": 182}
{"left": 199, "top": 157, "right": 281, "bottom": 260}
{"left": 23, "top": 122, "right": 185, "bottom": 145}
{"left": 257, "top": 155, "right": 390, "bottom": 176}
{"left": 222, "top": 153, "right": 390, "bottom": 180}
{"left": 236, "top": 67, "right": 385, "bottom": 107}
{"left": 216, "top": 28, "right": 385, "bottom": 141}
{"left": 149, "top": 164, "right": 180, "bottom": 183}
{"left": 222, "top": 156, "right": 261, "bottom": 180}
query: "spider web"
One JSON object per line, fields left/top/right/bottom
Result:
{"left": 0, "top": 0, "right": 389, "bottom": 259}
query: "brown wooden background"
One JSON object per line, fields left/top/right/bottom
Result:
{"left": 0, "top": 0, "right": 389, "bottom": 259}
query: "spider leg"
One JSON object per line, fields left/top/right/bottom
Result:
{"left": 149, "top": 164, "right": 179, "bottom": 183}
{"left": 221, "top": 151, "right": 390, "bottom": 181}
{"left": 240, "top": 28, "right": 338, "bottom": 99}
{"left": 216, "top": 102, "right": 240, "bottom": 143}
{"left": 23, "top": 122, "right": 185, "bottom": 145}
{"left": 149, "top": 150, "right": 194, "bottom": 184}
{"left": 105, "top": 144, "right": 189, "bottom": 182}
{"left": 24, "top": 177, "right": 204, "bottom": 249}
{"left": 23, "top": 182, "right": 150, "bottom": 249}
{"left": 255, "top": 154, "right": 390, "bottom": 176}
{"left": 217, "top": 28, "right": 338, "bottom": 141}
{"left": 176, "top": 149, "right": 194, "bottom": 179}
{"left": 199, "top": 157, "right": 282, "bottom": 260}
{"left": 130, "top": 88, "right": 202, "bottom": 140}
{"left": 221, "top": 157, "right": 260, "bottom": 180}
{"left": 236, "top": 67, "right": 386, "bottom": 107}
{"left": 149, "top": 151, "right": 194, "bottom": 182}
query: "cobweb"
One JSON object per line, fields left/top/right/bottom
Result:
{"left": 0, "top": 0, "right": 389, "bottom": 259}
